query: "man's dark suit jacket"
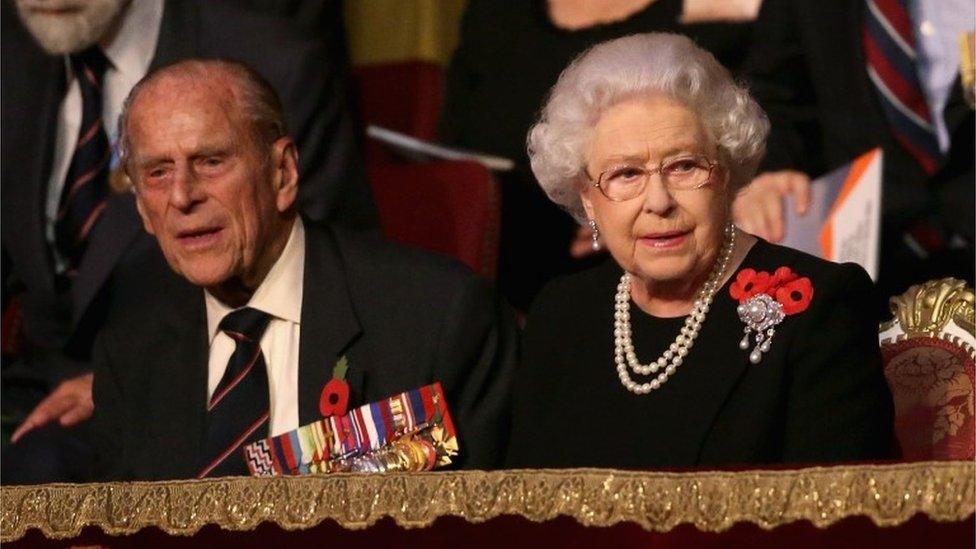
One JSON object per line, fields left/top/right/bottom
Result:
{"left": 741, "top": 0, "right": 974, "bottom": 304}
{"left": 90, "top": 222, "right": 517, "bottom": 480}
{"left": 1, "top": 0, "right": 377, "bottom": 391}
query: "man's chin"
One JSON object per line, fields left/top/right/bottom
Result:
{"left": 20, "top": 16, "right": 98, "bottom": 54}
{"left": 175, "top": 267, "right": 232, "bottom": 291}
{"left": 16, "top": 0, "right": 128, "bottom": 55}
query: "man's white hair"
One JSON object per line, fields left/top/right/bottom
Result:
{"left": 527, "top": 33, "right": 770, "bottom": 223}
{"left": 117, "top": 58, "right": 288, "bottom": 188}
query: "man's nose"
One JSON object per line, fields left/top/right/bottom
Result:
{"left": 169, "top": 169, "right": 204, "bottom": 211}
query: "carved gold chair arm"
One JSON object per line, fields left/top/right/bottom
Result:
{"left": 880, "top": 277, "right": 975, "bottom": 354}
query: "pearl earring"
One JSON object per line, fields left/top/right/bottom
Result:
{"left": 588, "top": 219, "right": 600, "bottom": 251}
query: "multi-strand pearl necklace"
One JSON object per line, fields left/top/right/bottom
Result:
{"left": 613, "top": 224, "right": 736, "bottom": 394}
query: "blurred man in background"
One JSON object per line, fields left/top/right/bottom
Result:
{"left": 734, "top": 0, "right": 974, "bottom": 309}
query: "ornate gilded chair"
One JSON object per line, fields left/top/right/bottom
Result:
{"left": 879, "top": 278, "right": 976, "bottom": 460}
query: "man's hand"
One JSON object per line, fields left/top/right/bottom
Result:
{"left": 732, "top": 170, "right": 812, "bottom": 242}
{"left": 10, "top": 373, "right": 94, "bottom": 443}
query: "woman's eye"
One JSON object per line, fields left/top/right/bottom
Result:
{"left": 608, "top": 167, "right": 644, "bottom": 181}
{"left": 664, "top": 159, "right": 699, "bottom": 174}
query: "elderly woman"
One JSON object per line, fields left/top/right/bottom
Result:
{"left": 505, "top": 34, "right": 896, "bottom": 469}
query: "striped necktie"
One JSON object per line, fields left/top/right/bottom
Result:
{"left": 863, "top": 0, "right": 944, "bottom": 175}
{"left": 198, "top": 307, "right": 273, "bottom": 478}
{"left": 55, "top": 46, "right": 112, "bottom": 273}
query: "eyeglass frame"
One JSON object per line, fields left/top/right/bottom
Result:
{"left": 585, "top": 154, "right": 722, "bottom": 202}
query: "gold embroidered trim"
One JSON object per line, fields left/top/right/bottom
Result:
{"left": 1, "top": 461, "right": 972, "bottom": 541}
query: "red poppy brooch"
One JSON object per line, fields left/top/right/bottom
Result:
{"left": 729, "top": 267, "right": 814, "bottom": 364}
{"left": 319, "top": 356, "right": 351, "bottom": 418}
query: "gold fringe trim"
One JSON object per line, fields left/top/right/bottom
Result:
{"left": 1, "top": 461, "right": 973, "bottom": 541}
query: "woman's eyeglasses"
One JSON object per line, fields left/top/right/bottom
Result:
{"left": 589, "top": 155, "right": 719, "bottom": 202}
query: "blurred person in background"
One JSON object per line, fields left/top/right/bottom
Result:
{"left": 734, "top": 0, "right": 974, "bottom": 310}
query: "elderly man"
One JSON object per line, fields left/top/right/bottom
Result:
{"left": 2, "top": 0, "right": 374, "bottom": 483}
{"left": 0, "top": 0, "right": 377, "bottom": 460}
{"left": 89, "top": 59, "right": 515, "bottom": 480}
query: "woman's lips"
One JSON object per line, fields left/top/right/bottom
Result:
{"left": 176, "top": 227, "right": 223, "bottom": 250}
{"left": 26, "top": 5, "right": 81, "bottom": 16}
{"left": 638, "top": 230, "right": 690, "bottom": 249}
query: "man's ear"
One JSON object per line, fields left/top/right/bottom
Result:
{"left": 134, "top": 191, "right": 156, "bottom": 235}
{"left": 271, "top": 137, "right": 299, "bottom": 213}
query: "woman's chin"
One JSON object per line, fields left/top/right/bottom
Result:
{"left": 628, "top": 245, "right": 696, "bottom": 279}
{"left": 630, "top": 258, "right": 697, "bottom": 284}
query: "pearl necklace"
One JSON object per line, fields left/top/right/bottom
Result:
{"left": 614, "top": 224, "right": 736, "bottom": 394}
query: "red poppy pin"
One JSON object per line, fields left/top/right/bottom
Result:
{"left": 319, "top": 356, "right": 351, "bottom": 417}
{"left": 729, "top": 267, "right": 814, "bottom": 364}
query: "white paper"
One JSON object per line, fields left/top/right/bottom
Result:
{"left": 781, "top": 148, "right": 883, "bottom": 279}
{"left": 366, "top": 125, "right": 515, "bottom": 172}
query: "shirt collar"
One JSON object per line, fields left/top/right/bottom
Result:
{"left": 101, "top": 0, "right": 163, "bottom": 78}
{"left": 205, "top": 218, "right": 306, "bottom": 343}
{"left": 60, "top": 0, "right": 163, "bottom": 82}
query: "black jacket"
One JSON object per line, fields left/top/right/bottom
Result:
{"left": 91, "top": 222, "right": 517, "bottom": 480}
{"left": 506, "top": 239, "right": 896, "bottom": 469}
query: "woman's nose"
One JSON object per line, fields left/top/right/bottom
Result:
{"left": 641, "top": 174, "right": 676, "bottom": 216}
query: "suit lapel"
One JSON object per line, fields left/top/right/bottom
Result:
{"left": 3, "top": 53, "right": 64, "bottom": 295}
{"left": 943, "top": 75, "right": 971, "bottom": 141}
{"left": 840, "top": 1, "right": 892, "bottom": 147}
{"left": 149, "top": 0, "right": 201, "bottom": 70}
{"left": 149, "top": 272, "right": 209, "bottom": 478}
{"left": 70, "top": 193, "right": 144, "bottom": 327}
{"left": 297, "top": 223, "right": 362, "bottom": 425}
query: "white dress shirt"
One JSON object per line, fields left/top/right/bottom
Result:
{"left": 44, "top": 0, "right": 163, "bottom": 272}
{"left": 205, "top": 219, "right": 305, "bottom": 437}
{"left": 908, "top": 0, "right": 975, "bottom": 152}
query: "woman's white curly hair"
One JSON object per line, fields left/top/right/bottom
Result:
{"left": 527, "top": 33, "right": 770, "bottom": 223}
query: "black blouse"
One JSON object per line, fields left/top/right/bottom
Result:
{"left": 505, "top": 239, "right": 897, "bottom": 469}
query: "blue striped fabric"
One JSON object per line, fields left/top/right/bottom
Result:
{"left": 56, "top": 46, "right": 112, "bottom": 271}
{"left": 863, "top": 0, "right": 944, "bottom": 174}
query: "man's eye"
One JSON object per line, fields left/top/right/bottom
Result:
{"left": 201, "top": 157, "right": 223, "bottom": 167}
